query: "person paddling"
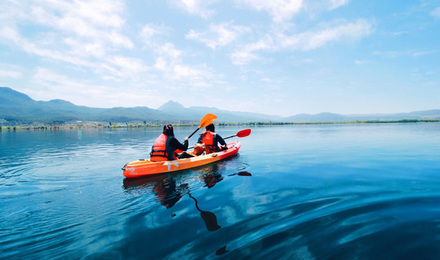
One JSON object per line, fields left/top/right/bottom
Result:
{"left": 197, "top": 123, "right": 227, "bottom": 154}
{"left": 150, "top": 124, "right": 189, "bottom": 161}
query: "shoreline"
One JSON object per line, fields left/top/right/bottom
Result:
{"left": 1, "top": 119, "right": 440, "bottom": 131}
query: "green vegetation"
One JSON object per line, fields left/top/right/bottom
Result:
{"left": 246, "top": 119, "right": 440, "bottom": 125}
{"left": 1, "top": 119, "right": 439, "bottom": 131}
{"left": 2, "top": 87, "right": 440, "bottom": 127}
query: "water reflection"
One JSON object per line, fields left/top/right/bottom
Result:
{"left": 123, "top": 174, "right": 188, "bottom": 208}
{"left": 200, "top": 164, "right": 224, "bottom": 188}
{"left": 123, "top": 168, "right": 252, "bottom": 234}
{"left": 229, "top": 171, "right": 252, "bottom": 177}
{"left": 188, "top": 192, "right": 221, "bottom": 231}
{"left": 154, "top": 178, "right": 188, "bottom": 209}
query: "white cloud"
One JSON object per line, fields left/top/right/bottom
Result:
{"left": 329, "top": 0, "right": 350, "bottom": 10}
{"left": 0, "top": 26, "right": 99, "bottom": 69}
{"left": 0, "top": 69, "right": 22, "bottom": 79}
{"left": 373, "top": 50, "right": 437, "bottom": 59}
{"left": 237, "top": 0, "right": 303, "bottom": 22}
{"left": 171, "top": 0, "right": 217, "bottom": 18}
{"left": 106, "top": 56, "right": 148, "bottom": 76}
{"left": 30, "top": 67, "right": 100, "bottom": 100}
{"left": 355, "top": 60, "right": 369, "bottom": 65}
{"left": 146, "top": 42, "right": 215, "bottom": 88}
{"left": 31, "top": 0, "right": 125, "bottom": 30}
{"left": 0, "top": 26, "right": 20, "bottom": 42}
{"left": 279, "top": 19, "right": 373, "bottom": 50}
{"left": 304, "top": 19, "right": 372, "bottom": 50}
{"left": 28, "top": 67, "right": 159, "bottom": 108}
{"left": 140, "top": 24, "right": 164, "bottom": 46}
{"left": 230, "top": 36, "right": 275, "bottom": 65}
{"left": 412, "top": 51, "right": 436, "bottom": 57}
{"left": 154, "top": 43, "right": 183, "bottom": 70}
{"left": 432, "top": 6, "right": 440, "bottom": 18}
{"left": 2, "top": 0, "right": 133, "bottom": 61}
{"left": 231, "top": 51, "right": 259, "bottom": 65}
{"left": 63, "top": 37, "right": 106, "bottom": 58}
{"left": 246, "top": 37, "right": 274, "bottom": 52}
{"left": 231, "top": 19, "right": 372, "bottom": 65}
{"left": 0, "top": 1, "right": 151, "bottom": 83}
{"left": 186, "top": 23, "right": 250, "bottom": 49}
{"left": 39, "top": 0, "right": 133, "bottom": 49}
{"left": 173, "top": 64, "right": 203, "bottom": 80}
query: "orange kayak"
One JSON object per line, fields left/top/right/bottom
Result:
{"left": 122, "top": 142, "right": 241, "bottom": 178}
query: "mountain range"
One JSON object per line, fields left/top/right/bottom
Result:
{"left": 1, "top": 86, "right": 440, "bottom": 124}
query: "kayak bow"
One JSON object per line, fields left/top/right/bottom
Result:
{"left": 122, "top": 141, "right": 241, "bottom": 178}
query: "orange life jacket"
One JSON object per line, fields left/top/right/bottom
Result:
{"left": 150, "top": 134, "right": 176, "bottom": 161}
{"left": 202, "top": 131, "right": 217, "bottom": 154}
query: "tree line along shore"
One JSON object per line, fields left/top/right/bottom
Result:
{"left": 1, "top": 119, "right": 440, "bottom": 131}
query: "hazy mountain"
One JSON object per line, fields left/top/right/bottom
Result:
{"left": 158, "top": 100, "right": 283, "bottom": 122}
{"left": 158, "top": 100, "right": 186, "bottom": 111}
{"left": 1, "top": 87, "right": 439, "bottom": 124}
{"left": 285, "top": 110, "right": 440, "bottom": 122}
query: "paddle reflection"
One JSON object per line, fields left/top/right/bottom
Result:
{"left": 123, "top": 168, "right": 251, "bottom": 222}
{"left": 188, "top": 192, "right": 221, "bottom": 231}
{"left": 123, "top": 168, "right": 252, "bottom": 255}
{"left": 123, "top": 173, "right": 223, "bottom": 233}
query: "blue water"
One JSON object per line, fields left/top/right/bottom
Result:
{"left": 1, "top": 123, "right": 440, "bottom": 259}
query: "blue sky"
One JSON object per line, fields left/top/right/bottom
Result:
{"left": 0, "top": 0, "right": 439, "bottom": 117}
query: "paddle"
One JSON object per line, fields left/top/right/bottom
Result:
{"left": 187, "top": 113, "right": 218, "bottom": 139}
{"left": 188, "top": 192, "right": 221, "bottom": 231}
{"left": 224, "top": 128, "right": 251, "bottom": 139}
{"left": 187, "top": 128, "right": 251, "bottom": 150}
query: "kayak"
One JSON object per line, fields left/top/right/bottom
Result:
{"left": 122, "top": 141, "right": 241, "bottom": 178}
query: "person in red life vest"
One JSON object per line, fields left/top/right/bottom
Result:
{"left": 197, "top": 123, "right": 227, "bottom": 154}
{"left": 150, "top": 124, "right": 189, "bottom": 162}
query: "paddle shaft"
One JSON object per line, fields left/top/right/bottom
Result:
{"left": 188, "top": 127, "right": 201, "bottom": 139}
{"left": 186, "top": 113, "right": 218, "bottom": 140}
{"left": 187, "top": 133, "right": 239, "bottom": 150}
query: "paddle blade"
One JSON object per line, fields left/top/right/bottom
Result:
{"left": 200, "top": 211, "right": 221, "bottom": 231}
{"left": 187, "top": 113, "right": 218, "bottom": 139}
{"left": 199, "top": 113, "right": 217, "bottom": 128}
{"left": 236, "top": 129, "right": 251, "bottom": 138}
{"left": 237, "top": 171, "right": 252, "bottom": 176}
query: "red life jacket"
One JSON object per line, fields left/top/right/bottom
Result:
{"left": 150, "top": 134, "right": 175, "bottom": 161}
{"left": 202, "top": 131, "right": 217, "bottom": 154}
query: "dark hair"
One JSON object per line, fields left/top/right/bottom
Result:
{"left": 206, "top": 123, "right": 215, "bottom": 132}
{"left": 163, "top": 124, "right": 174, "bottom": 136}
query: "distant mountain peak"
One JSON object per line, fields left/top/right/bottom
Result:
{"left": 1, "top": 87, "right": 439, "bottom": 124}
{"left": 47, "top": 99, "right": 75, "bottom": 106}
{"left": 158, "top": 100, "right": 186, "bottom": 111}
{"left": 0, "top": 86, "right": 33, "bottom": 103}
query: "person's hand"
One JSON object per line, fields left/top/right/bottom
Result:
{"left": 184, "top": 137, "right": 189, "bottom": 141}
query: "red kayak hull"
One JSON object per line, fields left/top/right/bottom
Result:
{"left": 122, "top": 142, "right": 241, "bottom": 178}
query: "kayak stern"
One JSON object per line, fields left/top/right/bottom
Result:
{"left": 122, "top": 141, "right": 241, "bottom": 178}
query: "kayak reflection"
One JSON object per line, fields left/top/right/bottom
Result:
{"left": 123, "top": 173, "right": 222, "bottom": 232}
{"left": 123, "top": 167, "right": 251, "bottom": 233}
{"left": 196, "top": 163, "right": 223, "bottom": 188}
{"left": 154, "top": 178, "right": 188, "bottom": 209}
{"left": 123, "top": 174, "right": 188, "bottom": 209}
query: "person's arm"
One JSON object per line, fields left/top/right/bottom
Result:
{"left": 216, "top": 134, "right": 227, "bottom": 150}
{"left": 217, "top": 134, "right": 226, "bottom": 146}
{"left": 170, "top": 137, "right": 189, "bottom": 151}
{"left": 197, "top": 133, "right": 204, "bottom": 143}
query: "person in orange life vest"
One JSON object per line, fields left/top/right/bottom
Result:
{"left": 197, "top": 123, "right": 227, "bottom": 154}
{"left": 150, "top": 124, "right": 189, "bottom": 162}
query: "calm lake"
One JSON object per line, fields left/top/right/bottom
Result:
{"left": 1, "top": 123, "right": 440, "bottom": 259}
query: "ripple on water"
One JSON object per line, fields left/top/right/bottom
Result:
{"left": 158, "top": 189, "right": 440, "bottom": 259}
